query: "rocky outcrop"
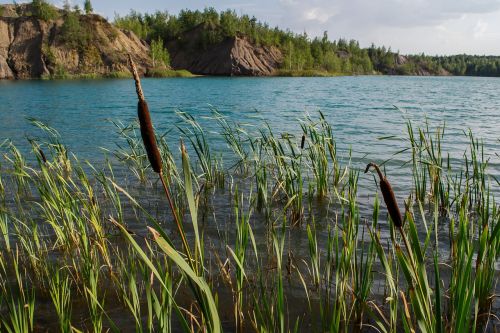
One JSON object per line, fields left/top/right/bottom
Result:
{"left": 0, "top": 18, "right": 14, "bottom": 78}
{"left": 0, "top": 4, "right": 152, "bottom": 79}
{"left": 395, "top": 54, "right": 408, "bottom": 66}
{"left": 167, "top": 26, "right": 282, "bottom": 76}
{"left": 231, "top": 37, "right": 282, "bottom": 75}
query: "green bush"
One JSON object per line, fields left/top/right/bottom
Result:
{"left": 61, "top": 11, "right": 90, "bottom": 49}
{"left": 42, "top": 44, "right": 56, "bottom": 65}
{"left": 51, "top": 64, "right": 70, "bottom": 79}
{"left": 31, "top": 0, "right": 58, "bottom": 21}
{"left": 146, "top": 68, "right": 194, "bottom": 78}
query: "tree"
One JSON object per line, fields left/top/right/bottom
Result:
{"left": 144, "top": 11, "right": 169, "bottom": 41}
{"left": 114, "top": 10, "right": 148, "bottom": 39}
{"left": 220, "top": 10, "right": 237, "bottom": 36}
{"left": 178, "top": 9, "right": 203, "bottom": 31}
{"left": 150, "top": 38, "right": 170, "bottom": 68}
{"left": 323, "top": 51, "right": 340, "bottom": 72}
{"left": 202, "top": 7, "right": 219, "bottom": 26}
{"left": 84, "top": 0, "right": 93, "bottom": 14}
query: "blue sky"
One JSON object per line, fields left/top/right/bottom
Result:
{"left": 5, "top": 0, "right": 500, "bottom": 55}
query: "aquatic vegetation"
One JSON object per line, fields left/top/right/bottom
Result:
{"left": 0, "top": 81, "right": 498, "bottom": 332}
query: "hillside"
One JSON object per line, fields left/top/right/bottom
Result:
{"left": 115, "top": 8, "right": 500, "bottom": 77}
{"left": 0, "top": 3, "right": 152, "bottom": 79}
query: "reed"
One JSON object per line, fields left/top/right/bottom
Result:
{"left": 229, "top": 189, "right": 253, "bottom": 332}
{"left": 47, "top": 267, "right": 72, "bottom": 333}
{"left": 0, "top": 249, "right": 35, "bottom": 333}
{"left": 177, "top": 111, "right": 224, "bottom": 187}
{"left": 109, "top": 120, "right": 151, "bottom": 182}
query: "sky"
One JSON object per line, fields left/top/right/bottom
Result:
{"left": 6, "top": 0, "right": 500, "bottom": 55}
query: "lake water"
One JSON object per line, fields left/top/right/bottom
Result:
{"left": 1, "top": 76, "right": 500, "bottom": 193}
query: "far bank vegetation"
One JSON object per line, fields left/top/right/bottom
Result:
{"left": 115, "top": 7, "right": 500, "bottom": 76}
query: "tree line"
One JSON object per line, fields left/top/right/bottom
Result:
{"left": 13, "top": 3, "right": 500, "bottom": 76}
{"left": 113, "top": 8, "right": 500, "bottom": 76}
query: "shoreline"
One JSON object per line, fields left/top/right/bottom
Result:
{"left": 3, "top": 70, "right": 500, "bottom": 81}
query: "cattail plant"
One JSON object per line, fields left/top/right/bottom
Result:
{"left": 364, "top": 163, "right": 441, "bottom": 333}
{"left": 128, "top": 55, "right": 191, "bottom": 257}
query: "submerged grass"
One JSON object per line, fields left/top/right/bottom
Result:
{"left": 0, "top": 81, "right": 498, "bottom": 332}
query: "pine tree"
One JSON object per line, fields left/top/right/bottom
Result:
{"left": 84, "top": 0, "right": 93, "bottom": 14}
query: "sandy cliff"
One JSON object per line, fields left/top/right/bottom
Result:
{"left": 167, "top": 26, "right": 283, "bottom": 76}
{"left": 0, "top": 4, "right": 151, "bottom": 79}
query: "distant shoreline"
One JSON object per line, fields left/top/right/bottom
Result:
{"left": 3, "top": 71, "right": 499, "bottom": 81}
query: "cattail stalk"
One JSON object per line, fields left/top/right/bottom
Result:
{"left": 300, "top": 134, "right": 306, "bottom": 149}
{"left": 128, "top": 54, "right": 191, "bottom": 259}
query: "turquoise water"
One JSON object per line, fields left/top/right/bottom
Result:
{"left": 2, "top": 76, "right": 500, "bottom": 153}
{"left": 1, "top": 75, "right": 500, "bottom": 192}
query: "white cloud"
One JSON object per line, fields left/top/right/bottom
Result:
{"left": 303, "top": 7, "right": 336, "bottom": 23}
{"left": 274, "top": 0, "right": 500, "bottom": 54}
{"left": 473, "top": 20, "right": 488, "bottom": 39}
{"left": 279, "top": 0, "right": 500, "bottom": 27}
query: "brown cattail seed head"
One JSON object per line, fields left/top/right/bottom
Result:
{"left": 138, "top": 99, "right": 163, "bottom": 173}
{"left": 128, "top": 54, "right": 163, "bottom": 174}
{"left": 365, "top": 162, "right": 403, "bottom": 228}
{"left": 300, "top": 134, "right": 306, "bottom": 149}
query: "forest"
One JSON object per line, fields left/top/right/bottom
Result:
{"left": 114, "top": 8, "right": 500, "bottom": 76}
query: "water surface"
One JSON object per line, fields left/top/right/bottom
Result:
{"left": 2, "top": 76, "right": 500, "bottom": 194}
